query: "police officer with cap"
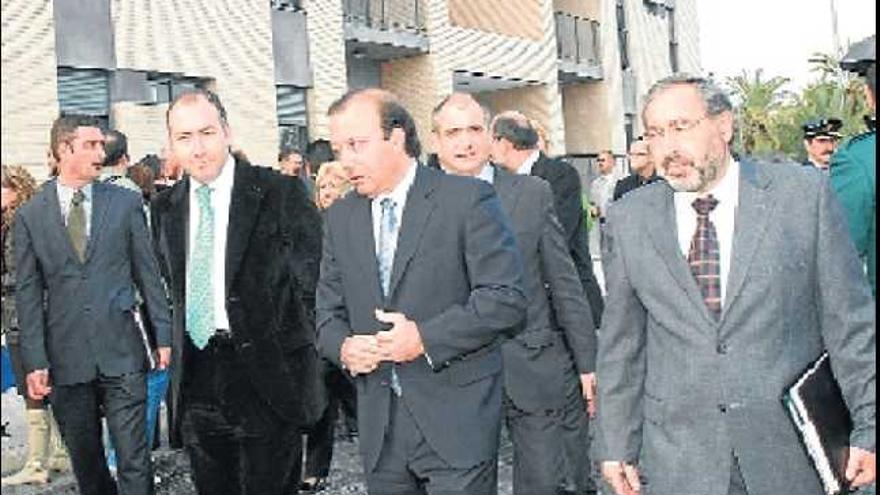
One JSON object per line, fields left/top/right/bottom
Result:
{"left": 802, "top": 117, "right": 843, "bottom": 172}
{"left": 831, "top": 34, "right": 876, "bottom": 300}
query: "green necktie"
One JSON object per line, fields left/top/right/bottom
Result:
{"left": 186, "top": 185, "right": 215, "bottom": 350}
{"left": 67, "top": 189, "right": 87, "bottom": 262}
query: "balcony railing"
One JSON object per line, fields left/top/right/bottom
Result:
{"left": 555, "top": 12, "right": 601, "bottom": 67}
{"left": 344, "top": 0, "right": 426, "bottom": 33}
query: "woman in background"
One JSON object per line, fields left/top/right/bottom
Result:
{"left": 1, "top": 164, "right": 70, "bottom": 487}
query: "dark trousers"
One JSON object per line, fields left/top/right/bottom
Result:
{"left": 180, "top": 334, "right": 295, "bottom": 495}
{"left": 51, "top": 372, "right": 151, "bottom": 495}
{"left": 302, "top": 361, "right": 358, "bottom": 478}
{"left": 504, "top": 370, "right": 594, "bottom": 495}
{"left": 366, "top": 395, "right": 498, "bottom": 495}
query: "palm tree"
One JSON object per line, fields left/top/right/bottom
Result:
{"left": 726, "top": 69, "right": 792, "bottom": 155}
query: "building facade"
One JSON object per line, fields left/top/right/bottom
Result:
{"left": 1, "top": 0, "right": 700, "bottom": 182}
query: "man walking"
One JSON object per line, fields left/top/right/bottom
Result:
{"left": 151, "top": 89, "right": 323, "bottom": 495}
{"left": 15, "top": 114, "right": 172, "bottom": 495}
{"left": 318, "top": 89, "right": 526, "bottom": 494}
{"left": 596, "top": 74, "right": 876, "bottom": 495}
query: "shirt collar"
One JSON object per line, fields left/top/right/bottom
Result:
{"left": 375, "top": 159, "right": 418, "bottom": 207}
{"left": 516, "top": 150, "right": 541, "bottom": 176}
{"left": 57, "top": 180, "right": 93, "bottom": 201}
{"left": 191, "top": 154, "right": 235, "bottom": 194}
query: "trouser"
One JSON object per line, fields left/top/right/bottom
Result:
{"left": 180, "top": 333, "right": 295, "bottom": 495}
{"left": 106, "top": 369, "right": 169, "bottom": 468}
{"left": 366, "top": 394, "right": 498, "bottom": 495}
{"left": 51, "top": 372, "right": 151, "bottom": 495}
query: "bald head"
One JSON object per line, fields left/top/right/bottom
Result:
{"left": 628, "top": 140, "right": 653, "bottom": 177}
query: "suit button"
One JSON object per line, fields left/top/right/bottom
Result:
{"left": 718, "top": 404, "right": 728, "bottom": 413}
{"left": 717, "top": 343, "right": 729, "bottom": 354}
{"left": 84, "top": 306, "right": 92, "bottom": 313}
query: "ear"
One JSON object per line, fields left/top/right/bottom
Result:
{"left": 716, "top": 111, "right": 735, "bottom": 145}
{"left": 390, "top": 127, "right": 406, "bottom": 151}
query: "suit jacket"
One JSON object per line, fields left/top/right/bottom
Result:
{"left": 493, "top": 168, "right": 596, "bottom": 413}
{"left": 596, "top": 159, "right": 876, "bottom": 495}
{"left": 831, "top": 131, "right": 876, "bottom": 296}
{"left": 151, "top": 158, "right": 323, "bottom": 444}
{"left": 14, "top": 180, "right": 171, "bottom": 385}
{"left": 317, "top": 165, "right": 526, "bottom": 471}
{"left": 612, "top": 172, "right": 664, "bottom": 202}
{"left": 531, "top": 153, "right": 605, "bottom": 326}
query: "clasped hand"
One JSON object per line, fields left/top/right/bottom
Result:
{"left": 340, "top": 309, "right": 425, "bottom": 376}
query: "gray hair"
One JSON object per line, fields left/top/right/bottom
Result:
{"left": 642, "top": 73, "right": 733, "bottom": 123}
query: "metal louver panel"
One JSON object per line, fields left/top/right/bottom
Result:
{"left": 57, "top": 68, "right": 109, "bottom": 116}
{"left": 276, "top": 86, "right": 307, "bottom": 126}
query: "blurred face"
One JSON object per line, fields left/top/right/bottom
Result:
{"left": 1, "top": 187, "right": 17, "bottom": 211}
{"left": 432, "top": 98, "right": 491, "bottom": 176}
{"left": 628, "top": 141, "right": 652, "bottom": 175}
{"left": 330, "top": 97, "right": 409, "bottom": 198}
{"left": 643, "top": 84, "right": 733, "bottom": 193}
{"left": 281, "top": 152, "right": 305, "bottom": 176}
{"left": 167, "top": 96, "right": 232, "bottom": 184}
{"left": 596, "top": 153, "right": 614, "bottom": 175}
{"left": 57, "top": 126, "right": 105, "bottom": 185}
{"left": 317, "top": 170, "right": 346, "bottom": 209}
{"left": 804, "top": 136, "right": 839, "bottom": 168}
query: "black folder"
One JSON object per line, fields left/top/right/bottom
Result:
{"left": 783, "top": 353, "right": 853, "bottom": 495}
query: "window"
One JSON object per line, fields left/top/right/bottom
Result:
{"left": 271, "top": 0, "right": 303, "bottom": 12}
{"left": 57, "top": 67, "right": 110, "bottom": 128}
{"left": 276, "top": 85, "right": 309, "bottom": 151}
{"left": 145, "top": 74, "right": 210, "bottom": 105}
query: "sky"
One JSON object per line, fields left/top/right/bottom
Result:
{"left": 697, "top": 0, "right": 876, "bottom": 90}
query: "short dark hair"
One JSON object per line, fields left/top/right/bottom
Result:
{"left": 278, "top": 146, "right": 302, "bottom": 163}
{"left": 492, "top": 117, "right": 539, "bottom": 151}
{"left": 166, "top": 88, "right": 229, "bottom": 132}
{"left": 136, "top": 154, "right": 162, "bottom": 178}
{"left": 103, "top": 129, "right": 129, "bottom": 168}
{"left": 305, "top": 139, "right": 334, "bottom": 167}
{"left": 50, "top": 114, "right": 102, "bottom": 161}
{"left": 328, "top": 89, "right": 422, "bottom": 158}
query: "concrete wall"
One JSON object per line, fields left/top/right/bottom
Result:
{"left": 448, "top": 0, "right": 544, "bottom": 41}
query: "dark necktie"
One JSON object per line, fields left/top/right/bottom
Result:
{"left": 687, "top": 195, "right": 721, "bottom": 320}
{"left": 67, "top": 189, "right": 87, "bottom": 262}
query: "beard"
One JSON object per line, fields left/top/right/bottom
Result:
{"left": 659, "top": 151, "right": 725, "bottom": 193}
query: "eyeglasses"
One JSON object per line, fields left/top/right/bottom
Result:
{"left": 644, "top": 115, "right": 709, "bottom": 141}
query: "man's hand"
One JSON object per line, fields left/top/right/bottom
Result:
{"left": 602, "top": 461, "right": 641, "bottom": 495}
{"left": 375, "top": 310, "right": 424, "bottom": 363}
{"left": 580, "top": 372, "right": 597, "bottom": 419}
{"left": 846, "top": 447, "right": 876, "bottom": 488}
{"left": 341, "top": 335, "right": 382, "bottom": 376}
{"left": 156, "top": 347, "right": 171, "bottom": 370}
{"left": 26, "top": 369, "right": 52, "bottom": 401}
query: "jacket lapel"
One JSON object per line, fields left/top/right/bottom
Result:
{"left": 387, "top": 167, "right": 438, "bottom": 300}
{"left": 226, "top": 161, "right": 266, "bottom": 291}
{"left": 165, "top": 178, "right": 189, "bottom": 298}
{"left": 42, "top": 181, "right": 80, "bottom": 265}
{"left": 722, "top": 159, "right": 774, "bottom": 319}
{"left": 84, "top": 182, "right": 110, "bottom": 262}
{"left": 348, "top": 196, "right": 383, "bottom": 307}
{"left": 644, "top": 183, "right": 718, "bottom": 326}
{"left": 493, "top": 167, "right": 522, "bottom": 217}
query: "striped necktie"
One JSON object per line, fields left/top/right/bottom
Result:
{"left": 687, "top": 195, "right": 721, "bottom": 320}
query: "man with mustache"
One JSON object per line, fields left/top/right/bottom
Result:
{"left": 802, "top": 118, "right": 843, "bottom": 173}
{"left": 596, "top": 74, "right": 875, "bottom": 495}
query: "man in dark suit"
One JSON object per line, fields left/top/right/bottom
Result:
{"left": 612, "top": 138, "right": 663, "bottom": 202}
{"left": 317, "top": 88, "right": 526, "bottom": 494}
{"left": 15, "top": 114, "right": 172, "bottom": 495}
{"left": 597, "top": 74, "right": 875, "bottom": 495}
{"left": 433, "top": 93, "right": 598, "bottom": 495}
{"left": 150, "top": 89, "right": 323, "bottom": 495}
{"left": 491, "top": 112, "right": 604, "bottom": 327}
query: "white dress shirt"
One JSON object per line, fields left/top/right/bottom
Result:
{"left": 515, "top": 150, "right": 541, "bottom": 176}
{"left": 57, "top": 181, "right": 93, "bottom": 237}
{"left": 590, "top": 173, "right": 617, "bottom": 219}
{"left": 188, "top": 155, "right": 235, "bottom": 331}
{"left": 674, "top": 158, "right": 740, "bottom": 306}
{"left": 371, "top": 160, "right": 418, "bottom": 260}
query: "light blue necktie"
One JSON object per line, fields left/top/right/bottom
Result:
{"left": 378, "top": 198, "right": 402, "bottom": 396}
{"left": 186, "top": 185, "right": 215, "bottom": 350}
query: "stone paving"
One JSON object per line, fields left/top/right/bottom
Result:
{"left": 2, "top": 390, "right": 516, "bottom": 495}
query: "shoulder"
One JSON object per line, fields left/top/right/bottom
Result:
{"left": 837, "top": 132, "right": 876, "bottom": 162}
